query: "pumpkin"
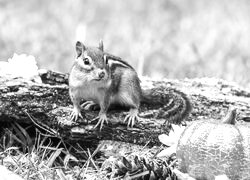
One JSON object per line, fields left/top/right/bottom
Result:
{"left": 176, "top": 109, "right": 250, "bottom": 180}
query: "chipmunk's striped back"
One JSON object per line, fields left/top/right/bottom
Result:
{"left": 104, "top": 53, "right": 135, "bottom": 70}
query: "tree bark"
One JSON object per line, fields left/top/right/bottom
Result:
{"left": 1, "top": 70, "right": 250, "bottom": 146}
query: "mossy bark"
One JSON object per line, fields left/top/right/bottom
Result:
{"left": 1, "top": 71, "right": 250, "bottom": 146}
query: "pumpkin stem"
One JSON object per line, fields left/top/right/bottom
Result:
{"left": 222, "top": 108, "right": 237, "bottom": 125}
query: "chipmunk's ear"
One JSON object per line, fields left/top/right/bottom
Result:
{"left": 99, "top": 39, "right": 104, "bottom": 51}
{"left": 76, "top": 41, "right": 86, "bottom": 57}
{"left": 104, "top": 54, "right": 108, "bottom": 64}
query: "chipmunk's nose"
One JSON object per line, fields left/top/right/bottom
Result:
{"left": 98, "top": 71, "right": 105, "bottom": 79}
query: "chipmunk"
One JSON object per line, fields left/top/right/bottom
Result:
{"left": 69, "top": 41, "right": 192, "bottom": 130}
{"left": 69, "top": 40, "right": 141, "bottom": 129}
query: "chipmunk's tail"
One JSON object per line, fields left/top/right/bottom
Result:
{"left": 141, "top": 86, "right": 192, "bottom": 124}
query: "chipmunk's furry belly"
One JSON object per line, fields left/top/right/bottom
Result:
{"left": 73, "top": 82, "right": 108, "bottom": 104}
{"left": 79, "top": 87, "right": 98, "bottom": 101}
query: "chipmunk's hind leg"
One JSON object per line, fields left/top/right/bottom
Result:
{"left": 119, "top": 70, "right": 141, "bottom": 127}
{"left": 81, "top": 101, "right": 99, "bottom": 110}
{"left": 124, "top": 108, "right": 139, "bottom": 127}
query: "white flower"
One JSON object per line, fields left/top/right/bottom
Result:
{"left": 0, "top": 53, "right": 41, "bottom": 82}
{"left": 157, "top": 124, "right": 186, "bottom": 157}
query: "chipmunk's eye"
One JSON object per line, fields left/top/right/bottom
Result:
{"left": 83, "top": 58, "right": 90, "bottom": 65}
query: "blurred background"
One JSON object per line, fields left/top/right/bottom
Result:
{"left": 0, "top": 0, "right": 250, "bottom": 88}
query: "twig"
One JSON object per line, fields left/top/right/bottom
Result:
{"left": 24, "top": 110, "right": 57, "bottom": 135}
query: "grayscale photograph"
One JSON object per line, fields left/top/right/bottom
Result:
{"left": 0, "top": 0, "right": 250, "bottom": 180}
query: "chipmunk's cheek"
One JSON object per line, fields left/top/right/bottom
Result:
{"left": 86, "top": 71, "right": 96, "bottom": 81}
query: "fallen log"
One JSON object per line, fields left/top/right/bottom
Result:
{"left": 1, "top": 69, "right": 250, "bottom": 147}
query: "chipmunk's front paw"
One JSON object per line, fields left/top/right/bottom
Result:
{"left": 92, "top": 113, "right": 108, "bottom": 130}
{"left": 124, "top": 108, "right": 139, "bottom": 128}
{"left": 70, "top": 108, "right": 83, "bottom": 121}
{"left": 81, "top": 101, "right": 99, "bottom": 110}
